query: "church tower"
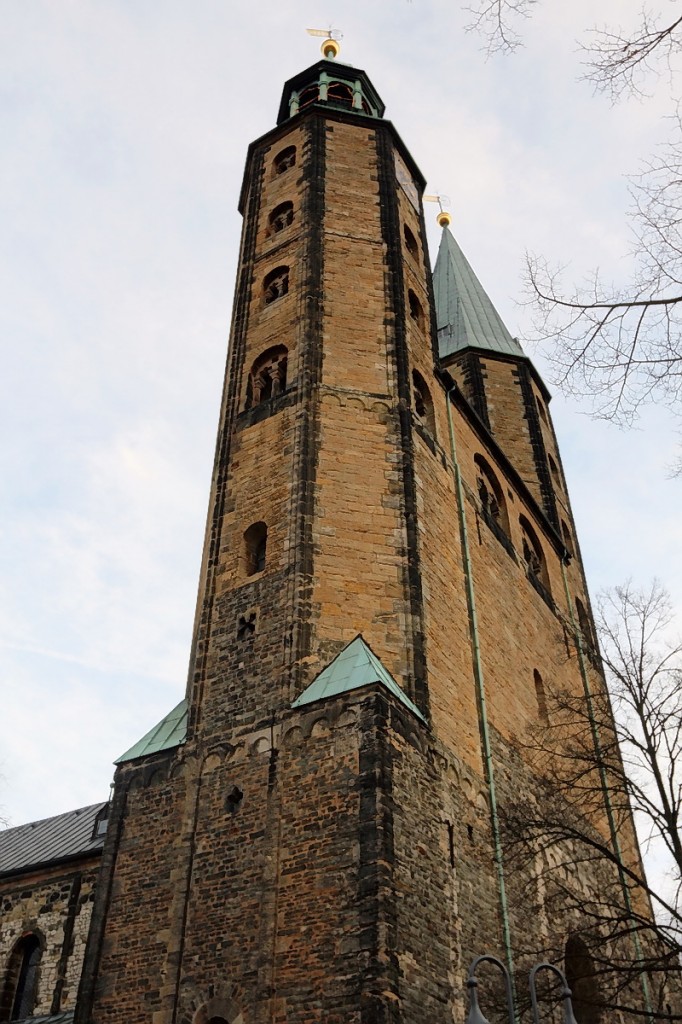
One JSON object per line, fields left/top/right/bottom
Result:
{"left": 74, "top": 51, "right": 652, "bottom": 1024}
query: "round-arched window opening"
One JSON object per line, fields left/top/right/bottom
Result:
{"left": 536, "top": 394, "right": 549, "bottom": 424}
{"left": 263, "top": 266, "right": 289, "bottom": 305}
{"left": 298, "top": 84, "right": 319, "bottom": 110}
{"left": 548, "top": 453, "right": 562, "bottom": 492}
{"left": 272, "top": 146, "right": 296, "bottom": 176}
{"left": 268, "top": 202, "right": 294, "bottom": 236}
{"left": 246, "top": 345, "right": 288, "bottom": 410}
{"left": 565, "top": 934, "right": 602, "bottom": 1024}
{"left": 474, "top": 455, "right": 510, "bottom": 539}
{"left": 519, "top": 515, "right": 551, "bottom": 595}
{"left": 404, "top": 224, "right": 418, "bottom": 259}
{"left": 1, "top": 933, "right": 42, "bottom": 1022}
{"left": 327, "top": 81, "right": 354, "bottom": 109}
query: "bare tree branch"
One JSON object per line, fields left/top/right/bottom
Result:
{"left": 502, "top": 582, "right": 682, "bottom": 1020}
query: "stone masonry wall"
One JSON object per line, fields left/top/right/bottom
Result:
{"left": 0, "top": 858, "right": 100, "bottom": 1017}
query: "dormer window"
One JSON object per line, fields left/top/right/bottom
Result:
{"left": 93, "top": 804, "right": 109, "bottom": 839}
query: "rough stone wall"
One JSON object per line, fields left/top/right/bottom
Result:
{"left": 0, "top": 859, "right": 99, "bottom": 1017}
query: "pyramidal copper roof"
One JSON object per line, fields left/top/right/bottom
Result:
{"left": 433, "top": 225, "right": 524, "bottom": 360}
{"left": 291, "top": 635, "right": 426, "bottom": 722}
{"left": 115, "top": 698, "right": 188, "bottom": 764}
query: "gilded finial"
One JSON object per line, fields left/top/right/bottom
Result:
{"left": 306, "top": 27, "right": 343, "bottom": 60}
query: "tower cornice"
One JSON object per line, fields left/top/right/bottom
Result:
{"left": 238, "top": 105, "right": 426, "bottom": 214}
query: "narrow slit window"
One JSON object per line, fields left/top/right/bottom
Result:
{"left": 519, "top": 515, "right": 551, "bottom": 599}
{"left": 474, "top": 455, "right": 510, "bottom": 543}
{"left": 411, "top": 369, "right": 435, "bottom": 436}
{"left": 533, "top": 669, "right": 548, "bottom": 723}
{"left": 244, "top": 522, "right": 268, "bottom": 576}
{"left": 548, "top": 453, "right": 562, "bottom": 492}
{"left": 575, "top": 597, "right": 595, "bottom": 651}
{"left": 408, "top": 289, "right": 425, "bottom": 330}
{"left": 404, "top": 224, "right": 418, "bottom": 259}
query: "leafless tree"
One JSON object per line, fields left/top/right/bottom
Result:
{"left": 465, "top": 3, "right": 682, "bottom": 444}
{"left": 502, "top": 582, "right": 682, "bottom": 1020}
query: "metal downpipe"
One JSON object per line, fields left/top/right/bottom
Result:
{"left": 445, "top": 387, "right": 517, "bottom": 1014}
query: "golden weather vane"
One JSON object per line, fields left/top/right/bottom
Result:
{"left": 306, "top": 26, "right": 343, "bottom": 60}
{"left": 424, "top": 193, "right": 452, "bottom": 227}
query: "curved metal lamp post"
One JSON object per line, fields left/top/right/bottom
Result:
{"left": 465, "top": 955, "right": 515, "bottom": 1024}
{"left": 465, "top": 955, "right": 580, "bottom": 1024}
{"left": 529, "top": 962, "right": 579, "bottom": 1024}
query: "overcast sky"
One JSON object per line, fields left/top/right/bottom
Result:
{"left": 1, "top": 0, "right": 680, "bottom": 828}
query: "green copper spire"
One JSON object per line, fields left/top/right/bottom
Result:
{"left": 433, "top": 225, "right": 524, "bottom": 360}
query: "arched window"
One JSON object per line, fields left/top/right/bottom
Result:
{"left": 246, "top": 346, "right": 288, "bottom": 409}
{"left": 272, "top": 145, "right": 296, "bottom": 176}
{"left": 263, "top": 266, "right": 289, "bottom": 305}
{"left": 533, "top": 669, "right": 548, "bottom": 723}
{"left": 411, "top": 370, "right": 435, "bottom": 436}
{"left": 408, "top": 289, "right": 425, "bottom": 330}
{"left": 244, "top": 522, "right": 267, "bottom": 576}
{"left": 565, "top": 934, "right": 602, "bottom": 1024}
{"left": 575, "top": 597, "right": 595, "bottom": 651}
{"left": 474, "top": 455, "right": 510, "bottom": 541}
{"left": 327, "top": 81, "right": 354, "bottom": 108}
{"left": 536, "top": 394, "right": 549, "bottom": 424}
{"left": 268, "top": 201, "right": 294, "bottom": 236}
{"left": 548, "top": 453, "right": 562, "bottom": 492}
{"left": 403, "top": 224, "right": 418, "bottom": 259}
{"left": 561, "top": 519, "right": 574, "bottom": 557}
{"left": 519, "top": 515, "right": 551, "bottom": 598}
{"left": 298, "top": 84, "right": 319, "bottom": 110}
{"left": 1, "top": 934, "right": 42, "bottom": 1021}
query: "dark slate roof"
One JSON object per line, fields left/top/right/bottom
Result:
{"left": 433, "top": 225, "right": 525, "bottom": 360}
{"left": 0, "top": 802, "right": 107, "bottom": 877}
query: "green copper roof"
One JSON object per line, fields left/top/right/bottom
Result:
{"left": 291, "top": 635, "right": 426, "bottom": 722}
{"left": 433, "top": 225, "right": 524, "bottom": 360}
{"left": 115, "top": 698, "right": 188, "bottom": 764}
